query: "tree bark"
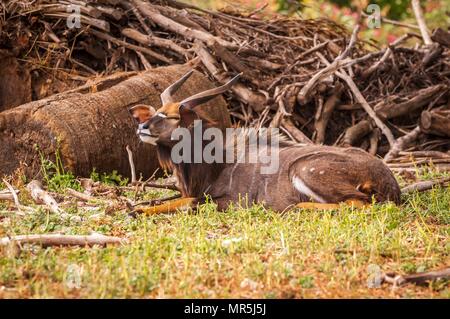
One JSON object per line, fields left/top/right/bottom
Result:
{"left": 0, "top": 50, "right": 31, "bottom": 112}
{"left": 0, "top": 64, "right": 231, "bottom": 179}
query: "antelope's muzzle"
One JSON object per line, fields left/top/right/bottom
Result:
{"left": 137, "top": 123, "right": 158, "bottom": 145}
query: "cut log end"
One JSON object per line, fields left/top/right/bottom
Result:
{"left": 420, "top": 110, "right": 450, "bottom": 138}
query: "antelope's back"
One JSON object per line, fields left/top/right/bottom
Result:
{"left": 209, "top": 144, "right": 401, "bottom": 211}
{"left": 286, "top": 145, "right": 401, "bottom": 205}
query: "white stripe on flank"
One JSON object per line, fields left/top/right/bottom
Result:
{"left": 292, "top": 176, "right": 326, "bottom": 203}
{"left": 228, "top": 162, "right": 240, "bottom": 191}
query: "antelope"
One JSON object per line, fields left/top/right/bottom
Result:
{"left": 130, "top": 71, "right": 401, "bottom": 213}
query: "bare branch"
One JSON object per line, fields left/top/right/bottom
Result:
{"left": 411, "top": 0, "right": 433, "bottom": 46}
{"left": 126, "top": 145, "right": 137, "bottom": 185}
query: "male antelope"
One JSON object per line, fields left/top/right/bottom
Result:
{"left": 130, "top": 71, "right": 401, "bottom": 213}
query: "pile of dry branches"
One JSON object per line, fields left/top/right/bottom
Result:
{"left": 1, "top": 0, "right": 449, "bottom": 172}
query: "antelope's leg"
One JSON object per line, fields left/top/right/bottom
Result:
{"left": 344, "top": 200, "right": 368, "bottom": 208}
{"left": 295, "top": 202, "right": 341, "bottom": 210}
{"left": 136, "top": 197, "right": 196, "bottom": 215}
{"left": 295, "top": 200, "right": 368, "bottom": 210}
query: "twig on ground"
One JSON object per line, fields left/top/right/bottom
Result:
{"left": 0, "top": 191, "right": 16, "bottom": 201}
{"left": 382, "top": 267, "right": 450, "bottom": 287}
{"left": 27, "top": 180, "right": 81, "bottom": 221}
{"left": 314, "top": 82, "right": 344, "bottom": 144}
{"left": 142, "top": 182, "right": 179, "bottom": 191}
{"left": 27, "top": 180, "right": 62, "bottom": 214}
{"left": 2, "top": 179, "right": 22, "bottom": 213}
{"left": 0, "top": 233, "right": 128, "bottom": 247}
{"left": 401, "top": 177, "right": 450, "bottom": 194}
{"left": 90, "top": 29, "right": 173, "bottom": 64}
{"left": 126, "top": 145, "right": 137, "bottom": 185}
{"left": 66, "top": 188, "right": 96, "bottom": 202}
{"left": 361, "top": 11, "right": 420, "bottom": 30}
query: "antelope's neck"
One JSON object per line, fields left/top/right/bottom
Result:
{"left": 155, "top": 126, "right": 226, "bottom": 198}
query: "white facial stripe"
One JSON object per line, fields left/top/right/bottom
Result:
{"left": 292, "top": 176, "right": 326, "bottom": 203}
{"left": 138, "top": 128, "right": 152, "bottom": 136}
{"left": 140, "top": 135, "right": 158, "bottom": 145}
{"left": 155, "top": 112, "right": 167, "bottom": 118}
{"left": 136, "top": 128, "right": 157, "bottom": 145}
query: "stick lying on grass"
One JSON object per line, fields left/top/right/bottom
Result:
{"left": 27, "top": 180, "right": 61, "bottom": 214}
{"left": 401, "top": 177, "right": 450, "bottom": 194}
{"left": 383, "top": 267, "right": 450, "bottom": 287}
{"left": 2, "top": 180, "right": 20, "bottom": 205}
{"left": 66, "top": 188, "right": 96, "bottom": 202}
{"left": 126, "top": 145, "right": 137, "bottom": 185}
{"left": 0, "top": 233, "right": 128, "bottom": 247}
{"left": 0, "top": 190, "right": 19, "bottom": 201}
{"left": 27, "top": 180, "right": 81, "bottom": 221}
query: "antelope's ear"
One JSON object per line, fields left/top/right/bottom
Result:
{"left": 129, "top": 105, "right": 155, "bottom": 123}
{"left": 178, "top": 104, "right": 199, "bottom": 128}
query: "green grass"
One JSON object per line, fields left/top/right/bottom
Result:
{"left": 0, "top": 169, "right": 449, "bottom": 298}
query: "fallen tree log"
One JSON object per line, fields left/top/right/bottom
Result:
{"left": 0, "top": 64, "right": 230, "bottom": 179}
{"left": 420, "top": 110, "right": 450, "bottom": 138}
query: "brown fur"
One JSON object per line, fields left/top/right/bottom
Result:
{"left": 205, "top": 142, "right": 401, "bottom": 211}
{"left": 157, "top": 102, "right": 182, "bottom": 117}
{"left": 156, "top": 122, "right": 225, "bottom": 198}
